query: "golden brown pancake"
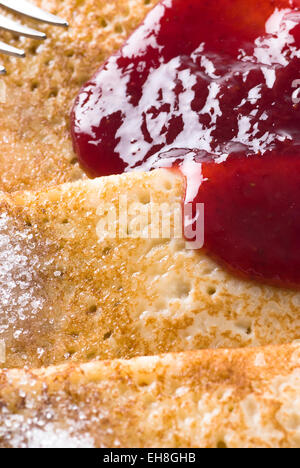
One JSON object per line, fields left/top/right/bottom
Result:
{"left": 1, "top": 343, "right": 300, "bottom": 448}
{"left": 0, "top": 0, "right": 159, "bottom": 192}
{"left": 0, "top": 0, "right": 299, "bottom": 448}
{"left": 0, "top": 170, "right": 299, "bottom": 369}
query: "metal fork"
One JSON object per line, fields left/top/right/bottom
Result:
{"left": 0, "top": 0, "right": 68, "bottom": 74}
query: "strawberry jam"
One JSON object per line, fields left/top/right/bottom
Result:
{"left": 71, "top": 0, "right": 300, "bottom": 288}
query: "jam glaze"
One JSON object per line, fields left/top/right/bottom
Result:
{"left": 72, "top": 0, "right": 300, "bottom": 288}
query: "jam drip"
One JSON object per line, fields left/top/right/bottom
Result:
{"left": 186, "top": 148, "right": 300, "bottom": 288}
{"left": 71, "top": 0, "right": 300, "bottom": 288}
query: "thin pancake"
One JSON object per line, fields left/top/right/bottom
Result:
{"left": 0, "top": 0, "right": 159, "bottom": 192}
{"left": 0, "top": 344, "right": 299, "bottom": 448}
{"left": 0, "top": 170, "right": 299, "bottom": 369}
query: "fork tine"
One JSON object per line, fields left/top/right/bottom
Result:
{"left": 0, "top": 40, "right": 25, "bottom": 58}
{"left": 0, "top": 14, "right": 46, "bottom": 39}
{"left": 0, "top": 0, "right": 68, "bottom": 27}
{"left": 0, "top": 64, "right": 6, "bottom": 74}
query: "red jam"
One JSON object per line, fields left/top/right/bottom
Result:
{"left": 71, "top": 0, "right": 300, "bottom": 288}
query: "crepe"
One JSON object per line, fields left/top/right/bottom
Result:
{"left": 1, "top": 343, "right": 300, "bottom": 448}
{"left": 0, "top": 0, "right": 299, "bottom": 448}
{"left": 0, "top": 169, "right": 299, "bottom": 369}
{"left": 0, "top": 0, "right": 159, "bottom": 192}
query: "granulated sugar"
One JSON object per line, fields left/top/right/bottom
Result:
{"left": 0, "top": 213, "right": 44, "bottom": 326}
{"left": 26, "top": 425, "right": 95, "bottom": 449}
{"left": 0, "top": 213, "right": 48, "bottom": 363}
{"left": 0, "top": 406, "right": 95, "bottom": 448}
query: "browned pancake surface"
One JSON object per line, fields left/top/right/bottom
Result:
{"left": 0, "top": 0, "right": 299, "bottom": 449}
{"left": 1, "top": 344, "right": 300, "bottom": 448}
{"left": 0, "top": 171, "right": 299, "bottom": 369}
{"left": 0, "top": 0, "right": 159, "bottom": 192}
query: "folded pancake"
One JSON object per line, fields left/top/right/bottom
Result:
{"left": 0, "top": 343, "right": 300, "bottom": 448}
{"left": 0, "top": 0, "right": 159, "bottom": 192}
{"left": 0, "top": 169, "right": 299, "bottom": 369}
{"left": 1, "top": 0, "right": 300, "bottom": 449}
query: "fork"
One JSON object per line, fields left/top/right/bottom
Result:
{"left": 0, "top": 0, "right": 68, "bottom": 74}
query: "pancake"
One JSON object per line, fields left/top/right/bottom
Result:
{"left": 0, "top": 343, "right": 300, "bottom": 448}
{"left": 0, "top": 169, "right": 299, "bottom": 369}
{"left": 0, "top": 0, "right": 159, "bottom": 192}
{"left": 0, "top": 0, "right": 299, "bottom": 448}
